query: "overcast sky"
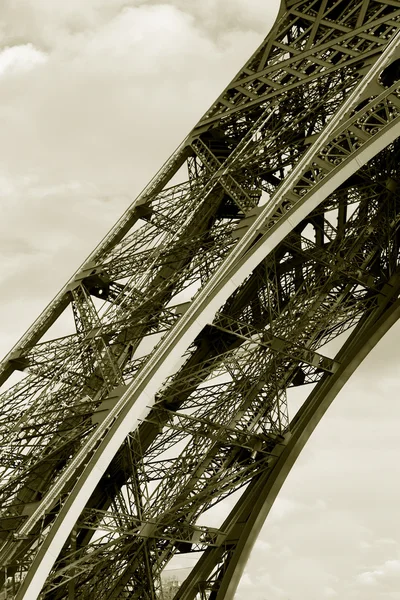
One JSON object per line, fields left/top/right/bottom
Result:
{"left": 1, "top": 1, "right": 400, "bottom": 598}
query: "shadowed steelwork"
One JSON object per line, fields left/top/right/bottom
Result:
{"left": 1, "top": 1, "right": 400, "bottom": 598}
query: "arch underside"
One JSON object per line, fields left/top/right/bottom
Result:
{"left": 1, "top": 1, "right": 400, "bottom": 599}
{"left": 33, "top": 135, "right": 400, "bottom": 600}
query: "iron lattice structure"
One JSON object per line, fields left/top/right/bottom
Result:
{"left": 2, "top": 0, "right": 400, "bottom": 598}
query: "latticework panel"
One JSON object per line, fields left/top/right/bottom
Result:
{"left": 1, "top": 1, "right": 400, "bottom": 599}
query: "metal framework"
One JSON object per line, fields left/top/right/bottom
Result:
{"left": 1, "top": 0, "right": 400, "bottom": 598}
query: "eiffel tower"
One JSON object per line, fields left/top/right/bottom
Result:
{"left": 2, "top": 0, "right": 400, "bottom": 598}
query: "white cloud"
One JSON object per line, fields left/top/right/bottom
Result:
{"left": 268, "top": 496, "right": 302, "bottom": 522}
{"left": 360, "top": 541, "right": 373, "bottom": 550}
{"left": 0, "top": 43, "right": 47, "bottom": 76}
{"left": 376, "top": 539, "right": 399, "bottom": 546}
{"left": 253, "top": 538, "right": 272, "bottom": 552}
{"left": 323, "top": 587, "right": 338, "bottom": 598}
{"left": 383, "top": 560, "right": 400, "bottom": 573}
{"left": 236, "top": 571, "right": 286, "bottom": 600}
{"left": 268, "top": 494, "right": 327, "bottom": 525}
{"left": 356, "top": 570, "right": 382, "bottom": 586}
{"left": 237, "top": 572, "right": 254, "bottom": 588}
{"left": 0, "top": 0, "right": 277, "bottom": 356}
{"left": 356, "top": 559, "right": 400, "bottom": 590}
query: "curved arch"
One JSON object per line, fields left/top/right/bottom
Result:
{"left": 15, "top": 95, "right": 400, "bottom": 599}
{"left": 14, "top": 29, "right": 400, "bottom": 591}
{"left": 200, "top": 290, "right": 400, "bottom": 599}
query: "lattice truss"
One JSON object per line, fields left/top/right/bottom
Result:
{"left": 1, "top": 0, "right": 400, "bottom": 598}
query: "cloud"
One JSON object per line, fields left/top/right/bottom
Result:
{"left": 236, "top": 571, "right": 286, "bottom": 600}
{"left": 0, "top": 1, "right": 279, "bottom": 357}
{"left": 323, "top": 587, "right": 338, "bottom": 598}
{"left": 356, "top": 559, "right": 400, "bottom": 587}
{"left": 237, "top": 572, "right": 254, "bottom": 588}
{"left": 144, "top": 0, "right": 281, "bottom": 38}
{"left": 356, "top": 570, "right": 382, "bottom": 586}
{"left": 0, "top": 43, "right": 47, "bottom": 76}
{"left": 268, "top": 494, "right": 327, "bottom": 525}
{"left": 253, "top": 538, "right": 272, "bottom": 552}
{"left": 0, "top": 3, "right": 271, "bottom": 190}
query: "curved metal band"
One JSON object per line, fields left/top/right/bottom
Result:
{"left": 15, "top": 100, "right": 400, "bottom": 599}
{"left": 212, "top": 290, "right": 400, "bottom": 599}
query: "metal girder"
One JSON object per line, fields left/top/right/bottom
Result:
{"left": 174, "top": 274, "right": 400, "bottom": 600}
{"left": 1, "top": 1, "right": 400, "bottom": 599}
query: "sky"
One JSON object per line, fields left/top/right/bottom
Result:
{"left": 0, "top": 1, "right": 400, "bottom": 598}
